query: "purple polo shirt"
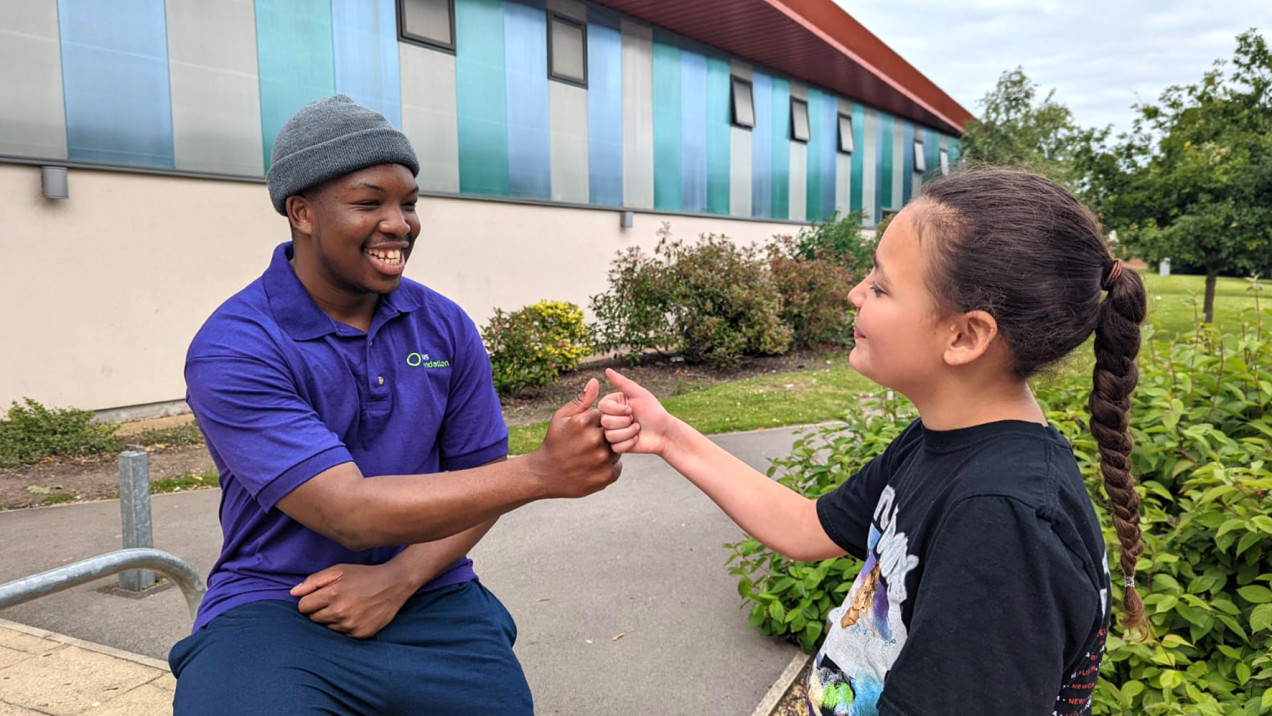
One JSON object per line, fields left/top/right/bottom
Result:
{"left": 185, "top": 242, "right": 508, "bottom": 631}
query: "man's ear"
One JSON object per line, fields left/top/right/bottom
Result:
{"left": 943, "top": 310, "right": 999, "bottom": 367}
{"left": 286, "top": 194, "right": 314, "bottom": 238}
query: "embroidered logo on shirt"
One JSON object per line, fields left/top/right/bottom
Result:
{"left": 405, "top": 352, "right": 450, "bottom": 368}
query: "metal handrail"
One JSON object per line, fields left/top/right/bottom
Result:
{"left": 0, "top": 548, "right": 206, "bottom": 620}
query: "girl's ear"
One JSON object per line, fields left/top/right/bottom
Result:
{"left": 287, "top": 195, "right": 314, "bottom": 238}
{"left": 943, "top": 310, "right": 999, "bottom": 367}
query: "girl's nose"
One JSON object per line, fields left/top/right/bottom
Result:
{"left": 848, "top": 278, "right": 867, "bottom": 308}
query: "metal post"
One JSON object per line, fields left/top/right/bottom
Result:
{"left": 117, "top": 450, "right": 156, "bottom": 591}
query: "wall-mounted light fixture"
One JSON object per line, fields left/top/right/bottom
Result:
{"left": 620, "top": 210, "right": 633, "bottom": 229}
{"left": 42, "top": 166, "right": 68, "bottom": 200}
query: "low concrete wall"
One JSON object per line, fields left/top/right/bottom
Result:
{"left": 0, "top": 163, "right": 802, "bottom": 413}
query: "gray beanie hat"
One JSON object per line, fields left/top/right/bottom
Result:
{"left": 266, "top": 94, "right": 419, "bottom": 215}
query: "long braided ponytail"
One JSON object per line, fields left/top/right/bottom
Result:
{"left": 1089, "top": 262, "right": 1150, "bottom": 635}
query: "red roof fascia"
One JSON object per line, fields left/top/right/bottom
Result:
{"left": 591, "top": 0, "right": 975, "bottom": 135}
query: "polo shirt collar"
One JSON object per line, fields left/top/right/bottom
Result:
{"left": 263, "top": 242, "right": 425, "bottom": 341}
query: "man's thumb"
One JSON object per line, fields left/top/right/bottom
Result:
{"left": 556, "top": 378, "right": 599, "bottom": 419}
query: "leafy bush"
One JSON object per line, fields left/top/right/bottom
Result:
{"left": 792, "top": 210, "right": 874, "bottom": 270}
{"left": 1053, "top": 313, "right": 1272, "bottom": 716}
{"left": 0, "top": 398, "right": 120, "bottom": 468}
{"left": 592, "top": 225, "right": 791, "bottom": 369}
{"left": 129, "top": 421, "right": 204, "bottom": 449}
{"left": 727, "top": 309, "right": 1272, "bottom": 714}
{"left": 482, "top": 300, "right": 594, "bottom": 396}
{"left": 767, "top": 235, "right": 867, "bottom": 350}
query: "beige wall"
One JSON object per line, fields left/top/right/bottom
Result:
{"left": 0, "top": 164, "right": 802, "bottom": 413}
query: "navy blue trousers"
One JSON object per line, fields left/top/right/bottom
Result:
{"left": 169, "top": 581, "right": 532, "bottom": 715}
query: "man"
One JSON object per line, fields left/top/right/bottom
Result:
{"left": 169, "top": 95, "right": 620, "bottom": 714}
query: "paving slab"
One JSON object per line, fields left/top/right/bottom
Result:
{"left": 0, "top": 427, "right": 812, "bottom": 715}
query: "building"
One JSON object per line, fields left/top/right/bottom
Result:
{"left": 0, "top": 0, "right": 972, "bottom": 416}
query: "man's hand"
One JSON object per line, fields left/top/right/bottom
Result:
{"left": 290, "top": 563, "right": 411, "bottom": 640}
{"left": 527, "top": 378, "right": 623, "bottom": 499}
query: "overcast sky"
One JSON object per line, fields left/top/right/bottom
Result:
{"left": 834, "top": 1, "right": 1272, "bottom": 135}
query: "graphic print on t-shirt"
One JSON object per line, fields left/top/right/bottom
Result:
{"left": 807, "top": 485, "right": 918, "bottom": 715}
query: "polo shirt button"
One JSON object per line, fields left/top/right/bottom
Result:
{"left": 377, "top": 376, "right": 384, "bottom": 385}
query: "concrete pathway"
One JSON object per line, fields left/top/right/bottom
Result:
{"left": 0, "top": 427, "right": 815, "bottom": 715}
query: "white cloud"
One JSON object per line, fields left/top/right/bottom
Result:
{"left": 833, "top": 0, "right": 1272, "bottom": 133}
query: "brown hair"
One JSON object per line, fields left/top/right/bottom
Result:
{"left": 912, "top": 167, "right": 1150, "bottom": 636}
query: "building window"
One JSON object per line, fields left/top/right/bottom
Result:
{"left": 731, "top": 76, "right": 754, "bottom": 129}
{"left": 790, "top": 98, "right": 809, "bottom": 143}
{"left": 939, "top": 149, "right": 950, "bottom": 175}
{"left": 548, "top": 13, "right": 587, "bottom": 87}
{"left": 913, "top": 140, "right": 926, "bottom": 173}
{"left": 837, "top": 113, "right": 854, "bottom": 153}
{"left": 398, "top": 0, "right": 455, "bottom": 52}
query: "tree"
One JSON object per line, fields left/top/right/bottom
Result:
{"left": 960, "top": 68, "right": 1086, "bottom": 185}
{"left": 1081, "top": 30, "right": 1272, "bottom": 322}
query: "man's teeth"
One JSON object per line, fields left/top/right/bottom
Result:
{"left": 366, "top": 248, "right": 403, "bottom": 264}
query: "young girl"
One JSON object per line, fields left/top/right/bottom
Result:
{"left": 599, "top": 168, "right": 1148, "bottom": 715}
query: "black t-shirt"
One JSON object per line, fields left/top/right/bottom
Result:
{"left": 808, "top": 419, "right": 1110, "bottom": 716}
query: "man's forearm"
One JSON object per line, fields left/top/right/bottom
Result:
{"left": 384, "top": 519, "right": 498, "bottom": 594}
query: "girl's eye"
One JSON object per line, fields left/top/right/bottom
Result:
{"left": 869, "top": 281, "right": 884, "bottom": 296}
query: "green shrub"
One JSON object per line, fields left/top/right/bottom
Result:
{"left": 590, "top": 243, "right": 677, "bottom": 361}
{"left": 482, "top": 300, "right": 594, "bottom": 396}
{"left": 727, "top": 310, "right": 1272, "bottom": 714}
{"left": 129, "top": 421, "right": 204, "bottom": 449}
{"left": 793, "top": 210, "right": 874, "bottom": 270}
{"left": 767, "top": 235, "right": 867, "bottom": 349}
{"left": 0, "top": 398, "right": 120, "bottom": 468}
{"left": 1053, "top": 314, "right": 1272, "bottom": 716}
{"left": 592, "top": 225, "right": 792, "bottom": 369}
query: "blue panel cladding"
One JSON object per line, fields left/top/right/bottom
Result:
{"left": 820, "top": 90, "right": 837, "bottom": 220}
{"left": 454, "top": 0, "right": 509, "bottom": 195}
{"left": 750, "top": 71, "right": 772, "bottom": 218}
{"left": 58, "top": 0, "right": 174, "bottom": 167}
{"left": 902, "top": 121, "right": 914, "bottom": 204}
{"left": 679, "top": 49, "right": 707, "bottom": 214}
{"left": 586, "top": 7, "right": 623, "bottom": 206}
{"left": 850, "top": 102, "right": 864, "bottom": 216}
{"left": 255, "top": 0, "right": 336, "bottom": 170}
{"left": 805, "top": 88, "right": 823, "bottom": 222}
{"left": 926, "top": 128, "right": 941, "bottom": 177}
{"left": 502, "top": 0, "right": 550, "bottom": 199}
{"left": 651, "top": 33, "right": 681, "bottom": 211}
{"left": 806, "top": 87, "right": 836, "bottom": 221}
{"left": 705, "top": 55, "right": 731, "bottom": 215}
{"left": 331, "top": 0, "right": 402, "bottom": 127}
{"left": 769, "top": 76, "right": 790, "bottom": 220}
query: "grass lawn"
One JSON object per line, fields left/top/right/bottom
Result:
{"left": 1140, "top": 271, "right": 1268, "bottom": 339}
{"left": 507, "top": 360, "right": 878, "bottom": 455}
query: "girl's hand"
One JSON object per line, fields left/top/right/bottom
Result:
{"left": 599, "top": 368, "right": 674, "bottom": 456}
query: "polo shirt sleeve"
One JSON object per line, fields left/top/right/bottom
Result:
{"left": 186, "top": 347, "right": 353, "bottom": 511}
{"left": 437, "top": 312, "right": 509, "bottom": 471}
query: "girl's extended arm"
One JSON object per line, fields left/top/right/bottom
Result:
{"left": 600, "top": 369, "right": 844, "bottom": 561}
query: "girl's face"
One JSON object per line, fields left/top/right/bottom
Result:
{"left": 847, "top": 206, "right": 951, "bottom": 398}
